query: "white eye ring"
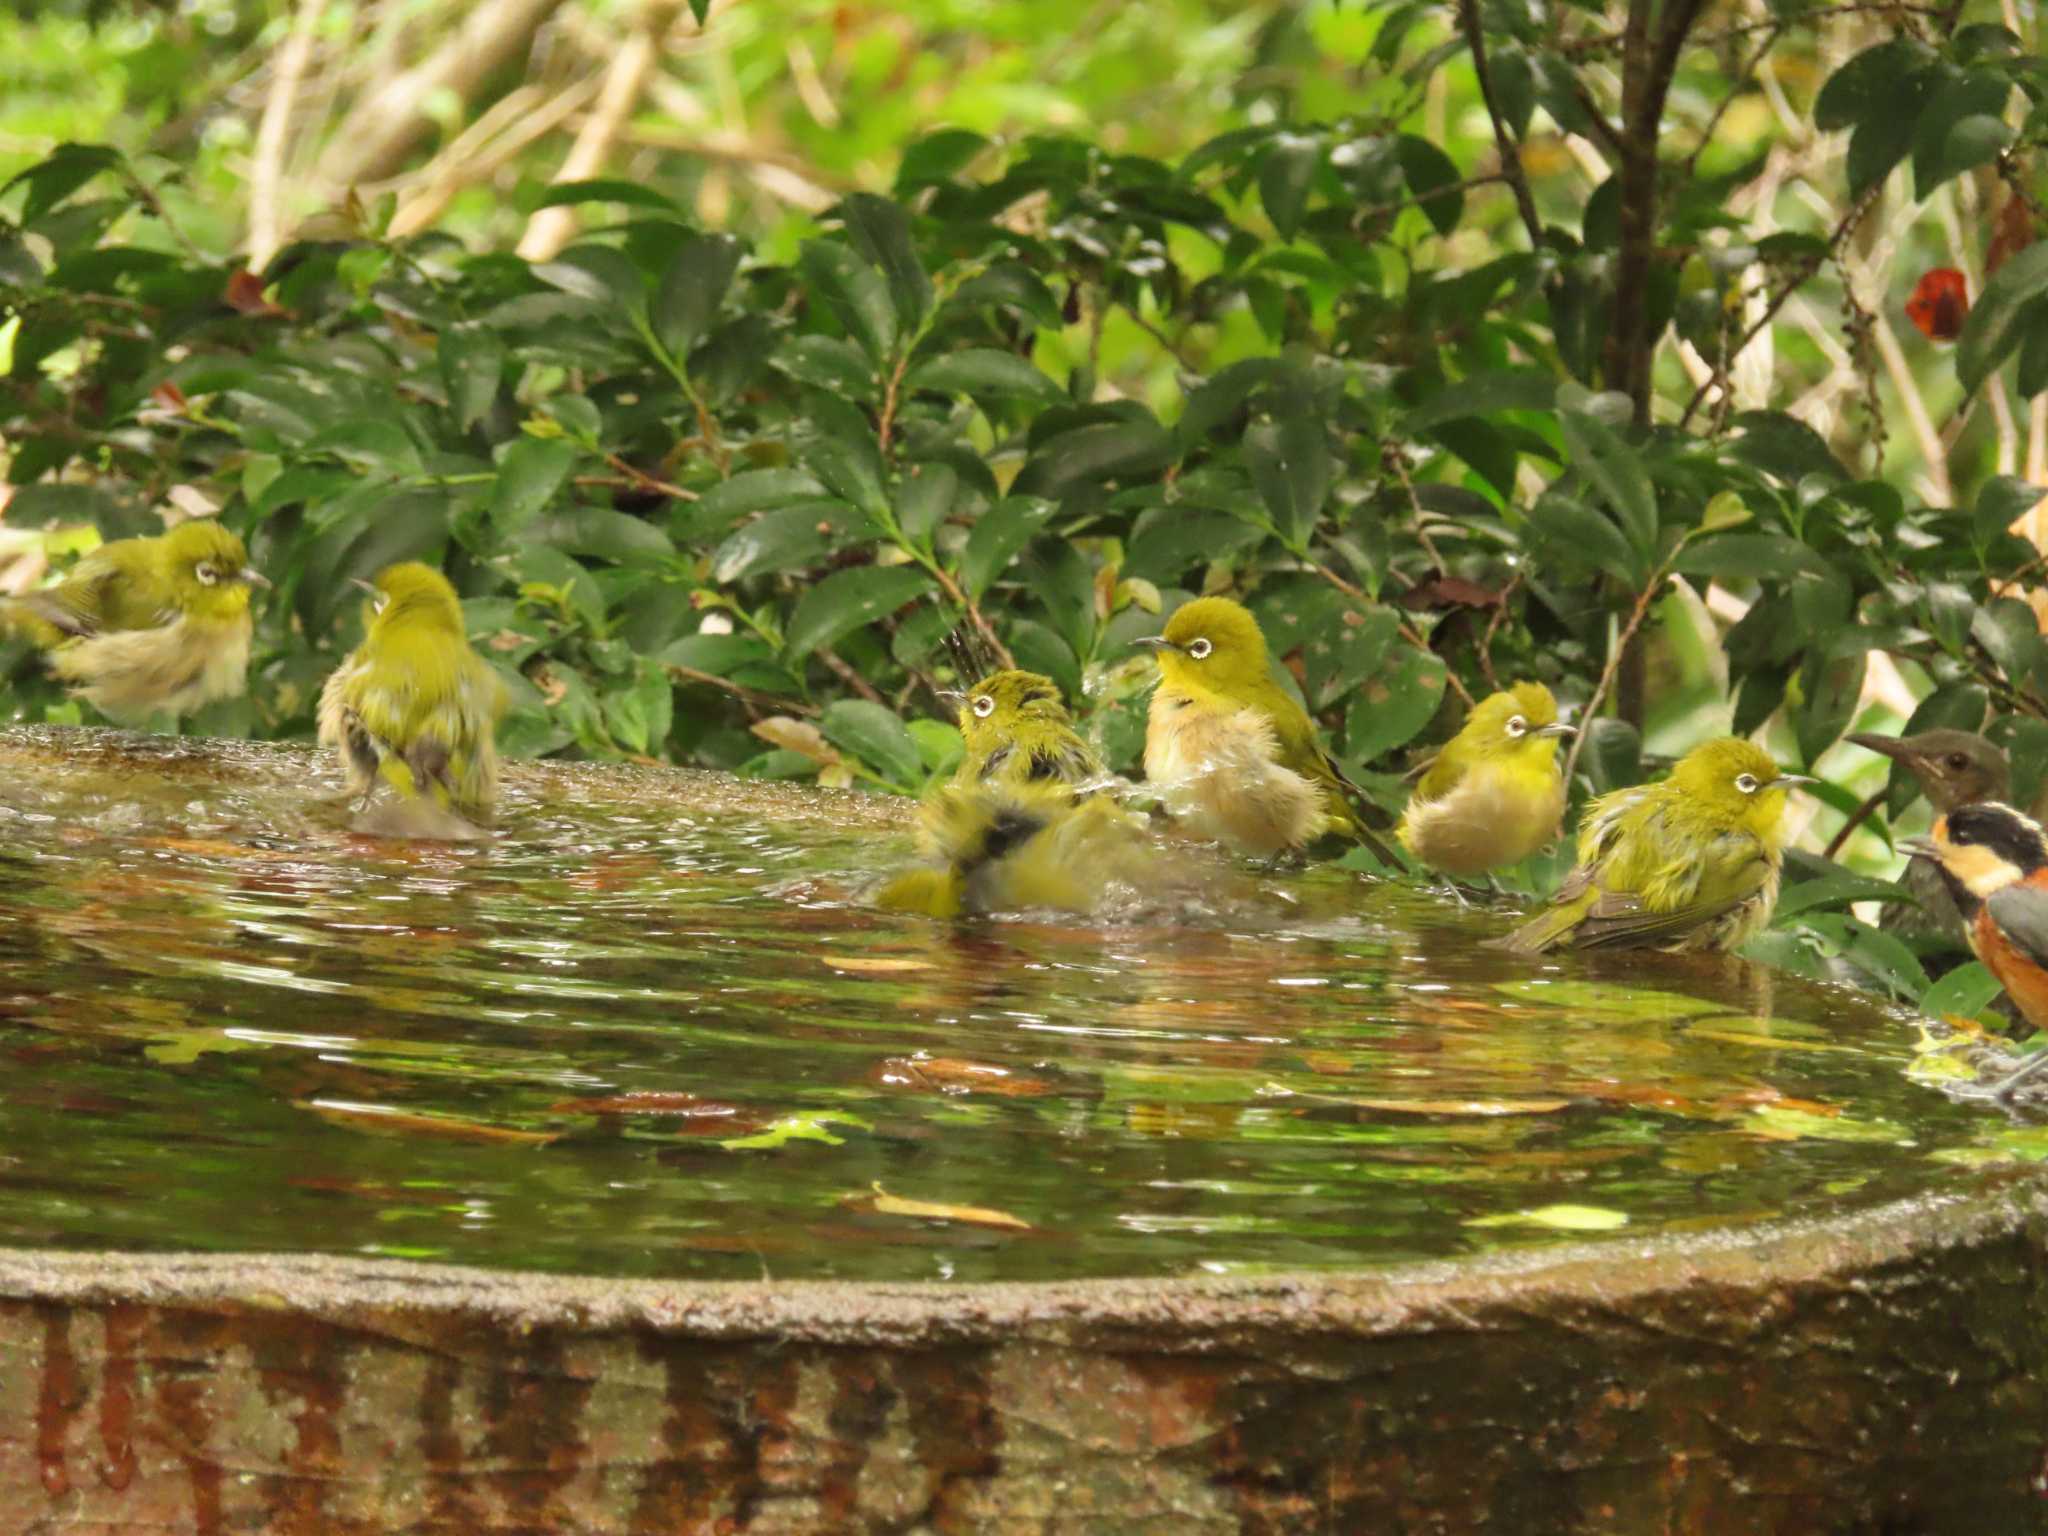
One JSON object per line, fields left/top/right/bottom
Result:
{"left": 1505, "top": 714, "right": 1527, "bottom": 738}
{"left": 1735, "top": 772, "right": 1760, "bottom": 795}
{"left": 195, "top": 563, "right": 219, "bottom": 586}
{"left": 972, "top": 695, "right": 995, "bottom": 718}
{"left": 1187, "top": 637, "right": 1212, "bottom": 660}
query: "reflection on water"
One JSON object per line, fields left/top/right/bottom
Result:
{"left": 0, "top": 726, "right": 2003, "bottom": 1282}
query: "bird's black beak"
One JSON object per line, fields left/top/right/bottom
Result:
{"left": 935, "top": 689, "right": 966, "bottom": 706}
{"left": 1847, "top": 732, "right": 1915, "bottom": 764}
{"left": 1774, "top": 773, "right": 1819, "bottom": 789}
{"left": 1132, "top": 636, "right": 1181, "bottom": 653}
{"left": 240, "top": 569, "right": 271, "bottom": 589}
{"left": 1533, "top": 722, "right": 1576, "bottom": 739}
{"left": 349, "top": 578, "right": 379, "bottom": 598}
{"left": 1899, "top": 834, "right": 1940, "bottom": 861}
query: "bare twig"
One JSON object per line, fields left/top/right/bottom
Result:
{"left": 246, "top": 0, "right": 323, "bottom": 269}
{"left": 315, "top": 0, "right": 573, "bottom": 198}
{"left": 1824, "top": 788, "right": 1886, "bottom": 861}
{"left": 519, "top": 0, "right": 683, "bottom": 260}
{"left": 817, "top": 646, "right": 888, "bottom": 707}
{"left": 1455, "top": 0, "right": 1544, "bottom": 249}
{"left": 1561, "top": 557, "right": 1675, "bottom": 787}
{"left": 665, "top": 663, "right": 816, "bottom": 717}
{"left": 928, "top": 564, "right": 1016, "bottom": 671}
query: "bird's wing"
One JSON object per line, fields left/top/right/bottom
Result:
{"left": 1983, "top": 883, "right": 2048, "bottom": 975}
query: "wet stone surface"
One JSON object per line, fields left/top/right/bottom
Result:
{"left": 0, "top": 723, "right": 2030, "bottom": 1284}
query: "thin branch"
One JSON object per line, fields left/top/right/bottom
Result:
{"left": 246, "top": 0, "right": 323, "bottom": 269}
{"left": 927, "top": 564, "right": 1016, "bottom": 671}
{"left": 666, "top": 663, "right": 816, "bottom": 718}
{"left": 1561, "top": 557, "right": 1675, "bottom": 788}
{"left": 519, "top": 0, "right": 682, "bottom": 261}
{"left": 1308, "top": 556, "right": 1476, "bottom": 709}
{"left": 1824, "top": 788, "right": 1886, "bottom": 861}
{"left": 817, "top": 646, "right": 888, "bottom": 707}
{"left": 1455, "top": 0, "right": 1544, "bottom": 248}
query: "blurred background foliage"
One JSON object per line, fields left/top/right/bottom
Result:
{"left": 2, "top": 0, "right": 2047, "bottom": 999}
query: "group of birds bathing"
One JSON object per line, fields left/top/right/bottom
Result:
{"left": 4, "top": 518, "right": 2048, "bottom": 1093}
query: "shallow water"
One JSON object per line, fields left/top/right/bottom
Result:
{"left": 0, "top": 726, "right": 2015, "bottom": 1282}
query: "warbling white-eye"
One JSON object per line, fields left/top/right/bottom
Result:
{"left": 1500, "top": 737, "right": 1813, "bottom": 953}
{"left": 1399, "top": 681, "right": 1574, "bottom": 879}
{"left": 1, "top": 519, "right": 265, "bottom": 722}
{"left": 1136, "top": 596, "right": 1397, "bottom": 864}
{"left": 317, "top": 562, "right": 505, "bottom": 838}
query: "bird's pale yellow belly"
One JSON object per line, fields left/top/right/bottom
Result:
{"left": 1400, "top": 761, "right": 1564, "bottom": 876}
{"left": 50, "top": 613, "right": 251, "bottom": 722}
{"left": 1144, "top": 698, "right": 1323, "bottom": 857}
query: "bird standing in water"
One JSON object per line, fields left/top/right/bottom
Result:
{"left": 1904, "top": 803, "right": 2048, "bottom": 1098}
{"left": 1, "top": 519, "right": 266, "bottom": 722}
{"left": 950, "top": 670, "right": 1103, "bottom": 790}
{"left": 1136, "top": 597, "right": 1397, "bottom": 864}
{"left": 318, "top": 563, "right": 504, "bottom": 839}
{"left": 1499, "top": 737, "right": 1813, "bottom": 953}
{"left": 1399, "top": 681, "right": 1574, "bottom": 881}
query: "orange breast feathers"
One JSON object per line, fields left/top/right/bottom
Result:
{"left": 1970, "top": 904, "right": 2048, "bottom": 1032}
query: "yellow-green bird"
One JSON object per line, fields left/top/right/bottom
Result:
{"left": 0, "top": 519, "right": 265, "bottom": 722}
{"left": 1499, "top": 737, "right": 1814, "bottom": 953}
{"left": 876, "top": 780, "right": 1157, "bottom": 919}
{"left": 317, "top": 562, "right": 505, "bottom": 837}
{"left": 1399, "top": 682, "right": 1574, "bottom": 878}
{"left": 949, "top": 669, "right": 1103, "bottom": 790}
{"left": 1136, "top": 596, "right": 1397, "bottom": 863}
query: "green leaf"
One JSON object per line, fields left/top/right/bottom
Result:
{"left": 909, "top": 348, "right": 1062, "bottom": 403}
{"left": 907, "top": 718, "right": 965, "bottom": 775}
{"left": 654, "top": 232, "right": 743, "bottom": 364}
{"left": 774, "top": 335, "right": 878, "bottom": 398}
{"left": 895, "top": 129, "right": 990, "bottom": 190}
{"left": 799, "top": 411, "right": 889, "bottom": 518}
{"left": 1920, "top": 962, "right": 2005, "bottom": 1022}
{"left": 1675, "top": 533, "right": 1830, "bottom": 582}
{"left": 2020, "top": 322, "right": 2048, "bottom": 400}
{"left": 1244, "top": 410, "right": 1330, "bottom": 551}
{"left": 1125, "top": 508, "right": 1266, "bottom": 583}
{"left": 1, "top": 484, "right": 125, "bottom": 529}
{"left": 1404, "top": 368, "right": 1557, "bottom": 432}
{"left": 530, "top": 179, "right": 681, "bottom": 213}
{"left": 820, "top": 699, "right": 926, "bottom": 787}
{"left": 1175, "top": 358, "right": 1295, "bottom": 449}
{"left": 680, "top": 468, "right": 829, "bottom": 541}
{"left": 1465, "top": 1203, "right": 1628, "bottom": 1232}
{"left": 1258, "top": 133, "right": 1321, "bottom": 240}
{"left": 710, "top": 500, "right": 868, "bottom": 583}
{"left": 1342, "top": 646, "right": 1448, "bottom": 763}
{"left": 783, "top": 565, "right": 937, "bottom": 659}
{"left": 659, "top": 632, "right": 779, "bottom": 679}
{"left": 1774, "top": 874, "right": 1911, "bottom": 921}
{"left": 1815, "top": 38, "right": 1935, "bottom": 131}
{"left": 536, "top": 506, "right": 676, "bottom": 564}
{"left": 1, "top": 143, "right": 123, "bottom": 224}
{"left": 1959, "top": 242, "right": 2048, "bottom": 395}
{"left": 840, "top": 193, "right": 932, "bottom": 336}
{"left": 1795, "top": 649, "right": 1867, "bottom": 765}
{"left": 800, "top": 239, "right": 896, "bottom": 364}
{"left": 1523, "top": 491, "right": 1643, "bottom": 586}
{"left": 1557, "top": 407, "right": 1656, "bottom": 555}
{"left": 1974, "top": 475, "right": 2048, "bottom": 547}
{"left": 490, "top": 437, "right": 578, "bottom": 537}
{"left": 439, "top": 323, "right": 505, "bottom": 433}
{"left": 960, "top": 496, "right": 1058, "bottom": 599}
{"left": 1012, "top": 419, "right": 1173, "bottom": 500}
{"left": 1911, "top": 72, "right": 2013, "bottom": 197}
{"left": 1396, "top": 134, "right": 1462, "bottom": 236}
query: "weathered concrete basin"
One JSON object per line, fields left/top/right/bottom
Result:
{"left": 4, "top": 724, "right": 2047, "bottom": 1532}
{"left": 9, "top": 1177, "right": 2048, "bottom": 1534}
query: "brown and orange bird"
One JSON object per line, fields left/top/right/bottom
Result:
{"left": 1904, "top": 803, "right": 2048, "bottom": 1098}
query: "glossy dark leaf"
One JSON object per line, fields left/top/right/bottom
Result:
{"left": 1396, "top": 134, "right": 1462, "bottom": 236}
{"left": 439, "top": 323, "right": 505, "bottom": 433}
{"left": 1959, "top": 243, "right": 2048, "bottom": 395}
{"left": 820, "top": 699, "right": 926, "bottom": 787}
{"left": 840, "top": 193, "right": 933, "bottom": 336}
{"left": 654, "top": 233, "right": 744, "bottom": 364}
{"left": 909, "top": 348, "right": 1062, "bottom": 403}
{"left": 1243, "top": 410, "right": 1329, "bottom": 551}
{"left": 800, "top": 239, "right": 896, "bottom": 364}
{"left": 490, "top": 437, "right": 578, "bottom": 537}
{"left": 784, "top": 566, "right": 936, "bottom": 659}
{"left": 1258, "top": 133, "right": 1321, "bottom": 240}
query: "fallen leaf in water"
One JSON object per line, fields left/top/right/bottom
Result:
{"left": 1464, "top": 1203, "right": 1629, "bottom": 1232}
{"left": 1686, "top": 1027, "right": 1860, "bottom": 1054}
{"left": 1746, "top": 1106, "right": 1908, "bottom": 1144}
{"left": 826, "top": 956, "right": 934, "bottom": 974}
{"left": 718, "top": 1111, "right": 866, "bottom": 1150}
{"left": 863, "top": 1183, "right": 1031, "bottom": 1230}
{"left": 297, "top": 1099, "right": 559, "bottom": 1146}
{"left": 1346, "top": 1097, "right": 1571, "bottom": 1117}
{"left": 874, "top": 1056, "right": 1057, "bottom": 1097}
